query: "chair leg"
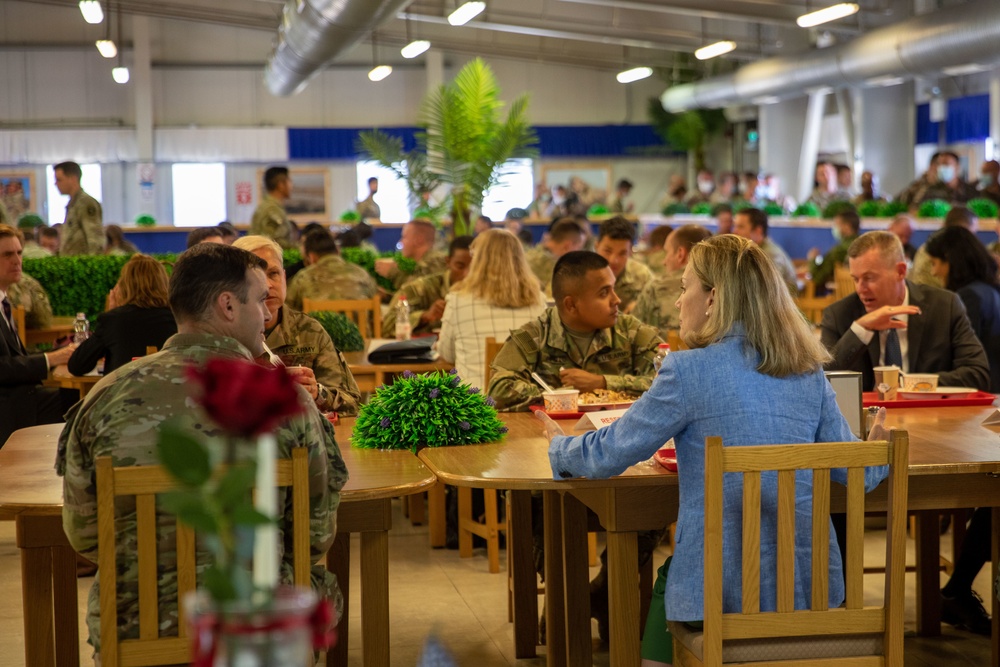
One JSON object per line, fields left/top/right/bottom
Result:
{"left": 588, "top": 532, "right": 598, "bottom": 567}
{"left": 407, "top": 493, "right": 426, "bottom": 526}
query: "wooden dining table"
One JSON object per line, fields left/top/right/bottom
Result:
{"left": 42, "top": 364, "right": 101, "bottom": 399}
{"left": 418, "top": 406, "right": 1000, "bottom": 667}
{"left": 0, "top": 420, "right": 436, "bottom": 667}
{"left": 343, "top": 349, "right": 452, "bottom": 393}
{"left": 25, "top": 315, "right": 75, "bottom": 348}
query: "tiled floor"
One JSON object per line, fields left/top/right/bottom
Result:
{"left": 0, "top": 504, "right": 991, "bottom": 666}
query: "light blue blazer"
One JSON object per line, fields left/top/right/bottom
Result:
{"left": 548, "top": 330, "right": 888, "bottom": 621}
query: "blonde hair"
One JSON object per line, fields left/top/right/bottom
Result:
{"left": 456, "top": 229, "right": 544, "bottom": 308}
{"left": 847, "top": 230, "right": 904, "bottom": 266}
{"left": 232, "top": 234, "right": 283, "bottom": 262}
{"left": 686, "top": 234, "right": 831, "bottom": 377}
{"left": 116, "top": 255, "right": 170, "bottom": 309}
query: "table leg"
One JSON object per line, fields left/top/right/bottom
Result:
{"left": 914, "top": 510, "right": 942, "bottom": 636}
{"left": 606, "top": 530, "right": 640, "bottom": 667}
{"left": 327, "top": 532, "right": 351, "bottom": 667}
{"left": 407, "top": 494, "right": 426, "bottom": 526}
{"left": 561, "top": 493, "right": 592, "bottom": 666}
{"left": 360, "top": 529, "right": 390, "bottom": 667}
{"left": 992, "top": 505, "right": 999, "bottom": 667}
{"left": 543, "top": 490, "right": 566, "bottom": 667}
{"left": 508, "top": 490, "right": 537, "bottom": 658}
{"left": 20, "top": 541, "right": 55, "bottom": 667}
{"left": 52, "top": 545, "right": 81, "bottom": 667}
{"left": 427, "top": 483, "right": 446, "bottom": 548}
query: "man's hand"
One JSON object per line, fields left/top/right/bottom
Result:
{"left": 286, "top": 365, "right": 319, "bottom": 400}
{"left": 374, "top": 258, "right": 397, "bottom": 278}
{"left": 420, "top": 299, "right": 447, "bottom": 324}
{"left": 867, "top": 406, "right": 889, "bottom": 441}
{"left": 46, "top": 343, "right": 78, "bottom": 367}
{"left": 807, "top": 247, "right": 820, "bottom": 262}
{"left": 855, "top": 304, "right": 921, "bottom": 332}
{"left": 559, "top": 368, "right": 606, "bottom": 392}
{"left": 535, "top": 410, "right": 566, "bottom": 443}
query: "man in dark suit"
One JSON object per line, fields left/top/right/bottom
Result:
{"left": 820, "top": 230, "right": 989, "bottom": 392}
{"left": 0, "top": 225, "right": 76, "bottom": 445}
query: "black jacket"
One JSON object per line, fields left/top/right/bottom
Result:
{"left": 68, "top": 305, "right": 177, "bottom": 376}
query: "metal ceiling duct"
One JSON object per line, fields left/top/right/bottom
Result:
{"left": 265, "top": 0, "right": 412, "bottom": 96}
{"left": 661, "top": 0, "right": 1000, "bottom": 111}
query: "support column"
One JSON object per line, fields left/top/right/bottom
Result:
{"left": 758, "top": 96, "right": 810, "bottom": 203}
{"left": 989, "top": 69, "right": 1000, "bottom": 160}
{"left": 859, "top": 82, "right": 916, "bottom": 197}
{"left": 425, "top": 49, "right": 444, "bottom": 92}
{"left": 836, "top": 89, "right": 859, "bottom": 190}
{"left": 131, "top": 15, "right": 153, "bottom": 161}
{"left": 798, "top": 91, "right": 828, "bottom": 204}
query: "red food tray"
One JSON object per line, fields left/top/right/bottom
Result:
{"left": 862, "top": 391, "right": 996, "bottom": 409}
{"left": 529, "top": 405, "right": 584, "bottom": 420}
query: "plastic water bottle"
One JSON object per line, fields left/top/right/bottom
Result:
{"left": 653, "top": 342, "right": 670, "bottom": 372}
{"left": 73, "top": 312, "right": 90, "bottom": 343}
{"left": 395, "top": 296, "right": 411, "bottom": 341}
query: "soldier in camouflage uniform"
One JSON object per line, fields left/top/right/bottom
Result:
{"left": 286, "top": 228, "right": 378, "bottom": 311}
{"left": 896, "top": 151, "right": 977, "bottom": 208}
{"left": 486, "top": 250, "right": 664, "bottom": 642}
{"left": 639, "top": 224, "right": 673, "bottom": 278}
{"left": 524, "top": 218, "right": 586, "bottom": 293}
{"left": 382, "top": 235, "right": 472, "bottom": 335}
{"left": 7, "top": 271, "right": 54, "bottom": 329}
{"left": 374, "top": 219, "right": 449, "bottom": 290}
{"left": 593, "top": 216, "right": 652, "bottom": 312}
{"left": 55, "top": 161, "right": 105, "bottom": 255}
{"left": 0, "top": 198, "right": 9, "bottom": 225}
{"left": 249, "top": 166, "right": 295, "bottom": 249}
{"left": 634, "top": 224, "right": 712, "bottom": 338}
{"left": 234, "top": 235, "right": 361, "bottom": 414}
{"left": 57, "top": 243, "right": 348, "bottom": 656}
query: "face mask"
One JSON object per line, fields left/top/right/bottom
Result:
{"left": 980, "top": 174, "right": 994, "bottom": 189}
{"left": 832, "top": 226, "right": 843, "bottom": 243}
{"left": 755, "top": 185, "right": 770, "bottom": 201}
{"left": 698, "top": 180, "right": 714, "bottom": 194}
{"left": 937, "top": 165, "right": 956, "bottom": 183}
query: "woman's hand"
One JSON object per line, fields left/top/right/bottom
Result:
{"left": 106, "top": 284, "right": 121, "bottom": 311}
{"left": 867, "top": 407, "right": 889, "bottom": 441}
{"left": 534, "top": 410, "right": 566, "bottom": 443}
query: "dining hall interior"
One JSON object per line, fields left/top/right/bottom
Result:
{"left": 3, "top": 0, "right": 1000, "bottom": 666}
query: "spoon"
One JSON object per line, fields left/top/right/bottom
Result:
{"left": 530, "top": 372, "right": 555, "bottom": 393}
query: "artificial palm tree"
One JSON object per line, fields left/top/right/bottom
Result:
{"left": 358, "top": 58, "right": 537, "bottom": 235}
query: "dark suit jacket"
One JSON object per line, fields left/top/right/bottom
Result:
{"left": 67, "top": 305, "right": 177, "bottom": 376}
{"left": 0, "top": 311, "right": 58, "bottom": 444}
{"left": 820, "top": 280, "right": 990, "bottom": 391}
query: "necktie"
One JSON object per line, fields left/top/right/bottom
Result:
{"left": 1, "top": 297, "right": 12, "bottom": 335}
{"left": 884, "top": 328, "right": 902, "bottom": 368}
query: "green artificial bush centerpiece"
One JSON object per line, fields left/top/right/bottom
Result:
{"left": 793, "top": 202, "right": 821, "bottom": 218}
{"left": 587, "top": 204, "right": 609, "bottom": 217}
{"left": 967, "top": 197, "right": 999, "bottom": 219}
{"left": 690, "top": 202, "right": 712, "bottom": 215}
{"left": 281, "top": 248, "right": 302, "bottom": 268}
{"left": 822, "top": 200, "right": 857, "bottom": 219}
{"left": 339, "top": 210, "right": 361, "bottom": 224}
{"left": 918, "top": 199, "right": 951, "bottom": 219}
{"left": 762, "top": 202, "right": 786, "bottom": 217}
{"left": 661, "top": 203, "right": 691, "bottom": 216}
{"left": 877, "top": 200, "right": 909, "bottom": 218}
{"left": 731, "top": 200, "right": 758, "bottom": 213}
{"left": 135, "top": 214, "right": 156, "bottom": 227}
{"left": 353, "top": 369, "right": 507, "bottom": 452}
{"left": 857, "top": 200, "right": 882, "bottom": 218}
{"left": 308, "top": 311, "right": 365, "bottom": 352}
{"left": 340, "top": 247, "right": 417, "bottom": 292}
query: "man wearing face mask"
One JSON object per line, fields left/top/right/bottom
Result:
{"left": 897, "top": 151, "right": 977, "bottom": 208}
{"left": 976, "top": 160, "right": 1000, "bottom": 205}
{"left": 806, "top": 210, "right": 861, "bottom": 292}
{"left": 684, "top": 169, "right": 716, "bottom": 206}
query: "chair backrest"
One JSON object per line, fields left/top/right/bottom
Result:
{"left": 484, "top": 336, "right": 504, "bottom": 386}
{"left": 96, "top": 447, "right": 312, "bottom": 667}
{"left": 145, "top": 346, "right": 158, "bottom": 356}
{"left": 701, "top": 431, "right": 908, "bottom": 666}
{"left": 834, "top": 265, "right": 855, "bottom": 301}
{"left": 794, "top": 282, "right": 836, "bottom": 326}
{"left": 666, "top": 328, "right": 688, "bottom": 352}
{"left": 12, "top": 304, "right": 26, "bottom": 347}
{"left": 303, "top": 294, "right": 382, "bottom": 339}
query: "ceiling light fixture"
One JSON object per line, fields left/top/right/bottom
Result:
{"left": 368, "top": 65, "right": 392, "bottom": 81}
{"left": 111, "top": 3, "right": 128, "bottom": 84}
{"left": 796, "top": 3, "right": 859, "bottom": 28}
{"left": 694, "top": 41, "right": 736, "bottom": 61}
{"left": 616, "top": 66, "right": 652, "bottom": 84}
{"left": 96, "top": 39, "right": 117, "bottom": 58}
{"left": 112, "top": 66, "right": 130, "bottom": 83}
{"left": 448, "top": 1, "right": 485, "bottom": 26}
{"left": 79, "top": 0, "right": 104, "bottom": 23}
{"left": 401, "top": 40, "right": 431, "bottom": 59}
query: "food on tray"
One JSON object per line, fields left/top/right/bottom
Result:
{"left": 579, "top": 389, "right": 633, "bottom": 405}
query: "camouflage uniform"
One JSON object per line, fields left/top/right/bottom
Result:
{"left": 759, "top": 237, "right": 799, "bottom": 293}
{"left": 615, "top": 258, "right": 653, "bottom": 312}
{"left": 8, "top": 272, "right": 54, "bottom": 329}
{"left": 285, "top": 254, "right": 379, "bottom": 312}
{"left": 0, "top": 199, "right": 8, "bottom": 225}
{"left": 264, "top": 307, "right": 362, "bottom": 415}
{"left": 486, "top": 307, "right": 663, "bottom": 412}
{"left": 525, "top": 245, "right": 556, "bottom": 291}
{"left": 385, "top": 250, "right": 448, "bottom": 291}
{"left": 356, "top": 195, "right": 380, "bottom": 220}
{"left": 382, "top": 271, "right": 451, "bottom": 336}
{"left": 57, "top": 332, "right": 349, "bottom": 653}
{"left": 250, "top": 194, "right": 294, "bottom": 249}
{"left": 642, "top": 249, "right": 666, "bottom": 278}
{"left": 910, "top": 245, "right": 943, "bottom": 289}
{"left": 20, "top": 240, "right": 53, "bottom": 259}
{"left": 632, "top": 269, "right": 682, "bottom": 338}
{"left": 60, "top": 189, "right": 104, "bottom": 256}
{"left": 895, "top": 175, "right": 977, "bottom": 207}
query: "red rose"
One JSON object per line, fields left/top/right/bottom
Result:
{"left": 186, "top": 359, "right": 306, "bottom": 437}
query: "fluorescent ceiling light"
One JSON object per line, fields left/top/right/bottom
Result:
{"left": 694, "top": 41, "right": 736, "bottom": 61}
{"left": 942, "top": 63, "right": 989, "bottom": 76}
{"left": 79, "top": 0, "right": 104, "bottom": 24}
{"left": 400, "top": 40, "right": 431, "bottom": 59}
{"left": 796, "top": 3, "right": 859, "bottom": 28}
{"left": 96, "top": 39, "right": 117, "bottom": 58}
{"left": 616, "top": 66, "right": 653, "bottom": 84}
{"left": 112, "top": 66, "right": 130, "bottom": 84}
{"left": 368, "top": 65, "right": 392, "bottom": 82}
{"left": 865, "top": 75, "right": 905, "bottom": 87}
{"left": 752, "top": 95, "right": 781, "bottom": 105}
{"left": 448, "top": 1, "right": 485, "bottom": 26}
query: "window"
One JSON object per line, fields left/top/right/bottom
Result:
{"left": 481, "top": 159, "right": 534, "bottom": 222}
{"left": 45, "top": 164, "right": 103, "bottom": 227}
{"left": 356, "top": 161, "right": 411, "bottom": 224}
{"left": 172, "top": 163, "right": 226, "bottom": 227}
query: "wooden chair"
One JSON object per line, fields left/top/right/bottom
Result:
{"left": 96, "top": 447, "right": 312, "bottom": 667}
{"left": 672, "top": 431, "right": 908, "bottom": 667}
{"left": 12, "top": 304, "right": 26, "bottom": 347}
{"left": 834, "top": 264, "right": 855, "bottom": 301}
{"left": 303, "top": 294, "right": 382, "bottom": 339}
{"left": 666, "top": 328, "right": 688, "bottom": 352}
{"left": 145, "top": 346, "right": 158, "bottom": 356}
{"left": 795, "top": 280, "right": 836, "bottom": 326}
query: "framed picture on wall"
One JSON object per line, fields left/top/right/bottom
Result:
{"left": 256, "top": 167, "right": 330, "bottom": 223}
{"left": 540, "top": 162, "right": 612, "bottom": 210}
{"left": 0, "top": 171, "right": 37, "bottom": 223}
